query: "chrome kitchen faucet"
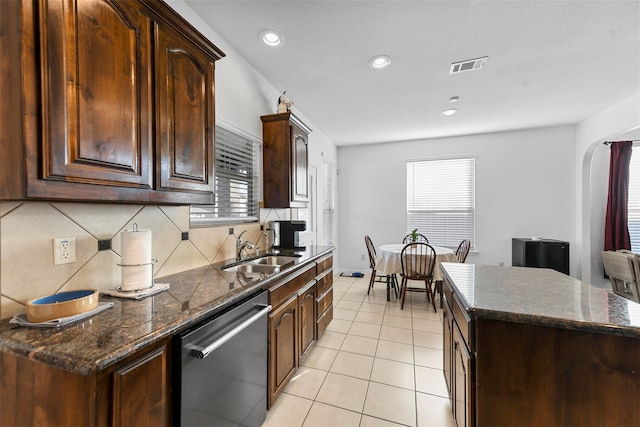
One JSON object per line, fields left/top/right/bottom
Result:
{"left": 236, "top": 230, "right": 255, "bottom": 261}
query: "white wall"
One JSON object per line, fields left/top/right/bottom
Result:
{"left": 337, "top": 125, "right": 577, "bottom": 274}
{"left": 576, "top": 93, "right": 640, "bottom": 287}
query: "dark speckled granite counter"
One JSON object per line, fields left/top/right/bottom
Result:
{"left": 441, "top": 262, "right": 640, "bottom": 338}
{"left": 0, "top": 246, "right": 333, "bottom": 375}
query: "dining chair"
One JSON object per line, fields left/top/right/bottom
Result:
{"left": 402, "top": 233, "right": 429, "bottom": 243}
{"left": 400, "top": 242, "right": 437, "bottom": 311}
{"left": 365, "top": 235, "right": 398, "bottom": 298}
{"left": 455, "top": 239, "right": 471, "bottom": 263}
{"left": 437, "top": 239, "right": 471, "bottom": 308}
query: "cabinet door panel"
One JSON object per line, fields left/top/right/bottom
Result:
{"left": 112, "top": 345, "right": 169, "bottom": 427}
{"left": 291, "top": 124, "right": 309, "bottom": 203}
{"left": 443, "top": 298, "right": 453, "bottom": 398}
{"left": 299, "top": 283, "right": 316, "bottom": 358}
{"left": 155, "top": 23, "right": 215, "bottom": 193}
{"left": 268, "top": 295, "right": 298, "bottom": 408}
{"left": 453, "top": 325, "right": 472, "bottom": 427}
{"left": 41, "top": 0, "right": 152, "bottom": 187}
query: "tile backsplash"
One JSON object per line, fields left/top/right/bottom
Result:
{"left": 0, "top": 202, "right": 288, "bottom": 320}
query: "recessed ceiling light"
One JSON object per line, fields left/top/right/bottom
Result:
{"left": 442, "top": 108, "right": 458, "bottom": 116}
{"left": 369, "top": 55, "right": 391, "bottom": 69}
{"left": 259, "top": 30, "right": 284, "bottom": 47}
{"left": 449, "top": 96, "right": 459, "bottom": 103}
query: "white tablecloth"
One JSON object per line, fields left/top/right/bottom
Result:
{"left": 374, "top": 243, "right": 456, "bottom": 281}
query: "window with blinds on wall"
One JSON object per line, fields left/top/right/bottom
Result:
{"left": 322, "top": 159, "right": 335, "bottom": 246}
{"left": 406, "top": 156, "right": 476, "bottom": 248}
{"left": 629, "top": 143, "right": 640, "bottom": 252}
{"left": 190, "top": 125, "right": 260, "bottom": 226}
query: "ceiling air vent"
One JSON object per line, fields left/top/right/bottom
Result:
{"left": 449, "top": 56, "right": 488, "bottom": 74}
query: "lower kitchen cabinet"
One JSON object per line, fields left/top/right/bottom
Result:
{"left": 101, "top": 341, "right": 169, "bottom": 427}
{"left": 268, "top": 294, "right": 299, "bottom": 408}
{"left": 452, "top": 324, "right": 472, "bottom": 427}
{"left": 0, "top": 337, "right": 170, "bottom": 427}
{"left": 442, "top": 297, "right": 453, "bottom": 397}
{"left": 267, "top": 253, "right": 334, "bottom": 408}
{"left": 315, "top": 254, "right": 334, "bottom": 338}
{"left": 298, "top": 281, "right": 317, "bottom": 359}
{"left": 442, "top": 268, "right": 640, "bottom": 427}
{"left": 442, "top": 285, "right": 473, "bottom": 427}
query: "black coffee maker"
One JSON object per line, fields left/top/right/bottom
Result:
{"left": 275, "top": 220, "right": 306, "bottom": 250}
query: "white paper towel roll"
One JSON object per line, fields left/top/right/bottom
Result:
{"left": 121, "top": 228, "right": 152, "bottom": 266}
{"left": 121, "top": 264, "right": 153, "bottom": 291}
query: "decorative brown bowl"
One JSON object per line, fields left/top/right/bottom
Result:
{"left": 26, "top": 289, "right": 99, "bottom": 323}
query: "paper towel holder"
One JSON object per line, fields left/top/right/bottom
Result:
{"left": 117, "top": 258, "right": 158, "bottom": 292}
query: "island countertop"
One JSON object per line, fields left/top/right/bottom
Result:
{"left": 440, "top": 262, "right": 640, "bottom": 338}
{"left": 0, "top": 246, "right": 334, "bottom": 375}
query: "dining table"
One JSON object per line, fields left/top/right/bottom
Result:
{"left": 374, "top": 243, "right": 457, "bottom": 301}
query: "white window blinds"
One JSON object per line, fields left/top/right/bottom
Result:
{"left": 322, "top": 159, "right": 335, "bottom": 246}
{"left": 406, "top": 157, "right": 476, "bottom": 248}
{"left": 190, "top": 125, "right": 260, "bottom": 226}
{"left": 629, "top": 144, "right": 640, "bottom": 252}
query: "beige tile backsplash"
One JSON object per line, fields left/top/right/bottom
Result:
{"left": 0, "top": 202, "right": 287, "bottom": 320}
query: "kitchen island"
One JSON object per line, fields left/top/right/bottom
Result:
{"left": 441, "top": 262, "right": 640, "bottom": 427}
{"left": 0, "top": 246, "right": 333, "bottom": 426}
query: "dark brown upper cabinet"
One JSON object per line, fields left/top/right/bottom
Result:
{"left": 154, "top": 19, "right": 216, "bottom": 194}
{"left": 0, "top": 0, "right": 224, "bottom": 204}
{"left": 261, "top": 113, "right": 312, "bottom": 208}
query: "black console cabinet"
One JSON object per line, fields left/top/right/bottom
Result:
{"left": 512, "top": 238, "right": 570, "bottom": 275}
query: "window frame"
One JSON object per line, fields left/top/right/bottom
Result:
{"left": 189, "top": 123, "right": 261, "bottom": 227}
{"left": 406, "top": 155, "right": 476, "bottom": 249}
{"left": 322, "top": 159, "right": 336, "bottom": 247}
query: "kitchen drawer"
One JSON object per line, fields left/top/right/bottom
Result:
{"left": 452, "top": 292, "right": 473, "bottom": 349}
{"left": 316, "top": 287, "right": 333, "bottom": 316}
{"left": 317, "top": 255, "right": 333, "bottom": 275}
{"left": 316, "top": 304, "right": 333, "bottom": 337}
{"left": 269, "top": 263, "right": 316, "bottom": 310}
{"left": 316, "top": 269, "right": 333, "bottom": 296}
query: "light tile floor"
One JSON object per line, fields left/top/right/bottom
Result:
{"left": 263, "top": 274, "right": 455, "bottom": 427}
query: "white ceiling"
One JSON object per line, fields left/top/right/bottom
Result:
{"left": 184, "top": 0, "right": 640, "bottom": 146}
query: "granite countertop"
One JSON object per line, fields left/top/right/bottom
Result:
{"left": 441, "top": 262, "right": 640, "bottom": 338}
{"left": 0, "top": 246, "right": 334, "bottom": 375}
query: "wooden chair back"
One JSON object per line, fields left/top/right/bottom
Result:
{"left": 456, "top": 239, "right": 471, "bottom": 263}
{"left": 400, "top": 242, "right": 436, "bottom": 281}
{"left": 364, "top": 235, "right": 377, "bottom": 269}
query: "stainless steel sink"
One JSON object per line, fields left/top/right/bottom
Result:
{"left": 221, "top": 264, "right": 281, "bottom": 274}
{"left": 221, "top": 254, "right": 300, "bottom": 274}
{"left": 249, "top": 256, "right": 298, "bottom": 267}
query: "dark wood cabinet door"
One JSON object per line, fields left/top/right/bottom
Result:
{"left": 298, "top": 282, "right": 316, "bottom": 358}
{"left": 261, "top": 113, "right": 311, "bottom": 208}
{"left": 112, "top": 344, "right": 169, "bottom": 427}
{"left": 453, "top": 325, "right": 472, "bottom": 427}
{"left": 155, "top": 22, "right": 215, "bottom": 194}
{"left": 39, "top": 0, "right": 153, "bottom": 188}
{"left": 443, "top": 298, "right": 453, "bottom": 398}
{"left": 291, "top": 123, "right": 309, "bottom": 203}
{"left": 268, "top": 295, "right": 298, "bottom": 408}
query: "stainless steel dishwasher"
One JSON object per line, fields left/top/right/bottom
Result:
{"left": 174, "top": 290, "right": 271, "bottom": 426}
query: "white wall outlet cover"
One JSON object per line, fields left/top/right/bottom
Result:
{"left": 53, "top": 237, "right": 76, "bottom": 265}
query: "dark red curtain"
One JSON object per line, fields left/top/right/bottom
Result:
{"left": 604, "top": 141, "right": 633, "bottom": 251}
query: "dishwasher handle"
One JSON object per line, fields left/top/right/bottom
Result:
{"left": 189, "top": 303, "right": 272, "bottom": 359}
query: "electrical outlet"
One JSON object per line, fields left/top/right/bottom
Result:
{"left": 229, "top": 227, "right": 234, "bottom": 235}
{"left": 53, "top": 237, "right": 76, "bottom": 265}
{"left": 360, "top": 254, "right": 365, "bottom": 261}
